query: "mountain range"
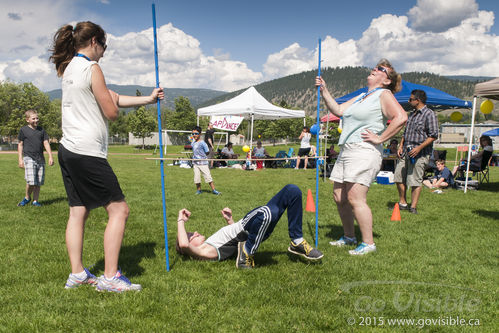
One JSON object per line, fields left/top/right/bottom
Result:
{"left": 46, "top": 84, "right": 226, "bottom": 109}
{"left": 46, "top": 69, "right": 492, "bottom": 114}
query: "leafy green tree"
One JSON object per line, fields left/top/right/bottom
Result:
{"left": 109, "top": 110, "right": 129, "bottom": 139}
{"left": 128, "top": 106, "right": 157, "bottom": 149}
{"left": 42, "top": 99, "right": 62, "bottom": 141}
{"left": 167, "top": 96, "right": 196, "bottom": 130}
{"left": 0, "top": 81, "right": 51, "bottom": 142}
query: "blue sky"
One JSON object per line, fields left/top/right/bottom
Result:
{"left": 1, "top": 0, "right": 499, "bottom": 91}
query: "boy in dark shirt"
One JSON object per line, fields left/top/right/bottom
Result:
{"left": 423, "top": 159, "right": 453, "bottom": 192}
{"left": 17, "top": 110, "right": 54, "bottom": 206}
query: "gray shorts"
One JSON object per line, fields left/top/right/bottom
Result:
{"left": 330, "top": 142, "right": 383, "bottom": 187}
{"left": 394, "top": 153, "right": 430, "bottom": 187}
{"left": 23, "top": 156, "right": 45, "bottom": 186}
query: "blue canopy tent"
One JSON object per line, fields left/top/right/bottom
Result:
{"left": 335, "top": 80, "right": 472, "bottom": 108}
{"left": 482, "top": 128, "right": 499, "bottom": 136}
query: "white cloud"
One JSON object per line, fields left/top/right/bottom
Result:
{"left": 99, "top": 23, "right": 262, "bottom": 91}
{"left": 1, "top": 0, "right": 499, "bottom": 93}
{"left": 263, "top": 43, "right": 314, "bottom": 77}
{"left": 408, "top": 0, "right": 478, "bottom": 33}
{"left": 262, "top": 2, "right": 499, "bottom": 80}
{"left": 0, "top": 0, "right": 72, "bottom": 62}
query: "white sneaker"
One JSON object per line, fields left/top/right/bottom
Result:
{"left": 329, "top": 236, "right": 357, "bottom": 247}
{"left": 64, "top": 268, "right": 97, "bottom": 289}
{"left": 349, "top": 242, "right": 376, "bottom": 256}
{"left": 96, "top": 270, "right": 142, "bottom": 293}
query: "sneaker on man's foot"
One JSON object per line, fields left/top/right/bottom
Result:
{"left": 409, "top": 207, "right": 418, "bottom": 214}
{"left": 398, "top": 203, "right": 409, "bottom": 210}
{"left": 64, "top": 268, "right": 98, "bottom": 289}
{"left": 32, "top": 201, "right": 42, "bottom": 207}
{"left": 236, "top": 241, "right": 254, "bottom": 269}
{"left": 329, "top": 236, "right": 357, "bottom": 247}
{"left": 288, "top": 239, "right": 324, "bottom": 260}
{"left": 195, "top": 190, "right": 202, "bottom": 195}
{"left": 96, "top": 270, "right": 142, "bottom": 293}
{"left": 349, "top": 242, "right": 376, "bottom": 256}
{"left": 212, "top": 189, "right": 221, "bottom": 195}
{"left": 17, "top": 198, "right": 30, "bottom": 206}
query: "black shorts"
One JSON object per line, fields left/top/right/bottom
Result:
{"left": 58, "top": 144, "right": 125, "bottom": 210}
{"left": 298, "top": 148, "right": 311, "bottom": 157}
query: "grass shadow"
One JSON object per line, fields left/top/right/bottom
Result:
{"left": 286, "top": 252, "right": 324, "bottom": 265}
{"left": 93, "top": 241, "right": 157, "bottom": 277}
{"left": 253, "top": 250, "right": 279, "bottom": 267}
{"left": 42, "top": 196, "right": 67, "bottom": 205}
{"left": 473, "top": 209, "right": 499, "bottom": 220}
{"left": 476, "top": 181, "right": 499, "bottom": 192}
{"left": 321, "top": 223, "right": 380, "bottom": 241}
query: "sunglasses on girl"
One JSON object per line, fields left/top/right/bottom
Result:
{"left": 97, "top": 39, "right": 107, "bottom": 51}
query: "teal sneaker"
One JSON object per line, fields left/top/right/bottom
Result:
{"left": 349, "top": 242, "right": 376, "bottom": 256}
{"left": 195, "top": 190, "right": 202, "bottom": 195}
{"left": 212, "top": 189, "right": 221, "bottom": 195}
{"left": 329, "top": 236, "right": 357, "bottom": 247}
{"left": 17, "top": 198, "right": 30, "bottom": 206}
{"left": 32, "top": 201, "right": 42, "bottom": 207}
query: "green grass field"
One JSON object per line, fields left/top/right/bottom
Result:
{"left": 0, "top": 146, "right": 497, "bottom": 332}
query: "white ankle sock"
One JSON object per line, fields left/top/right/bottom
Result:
{"left": 293, "top": 237, "right": 304, "bottom": 245}
{"left": 73, "top": 270, "right": 87, "bottom": 279}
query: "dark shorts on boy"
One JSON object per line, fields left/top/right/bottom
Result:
{"left": 58, "top": 144, "right": 125, "bottom": 210}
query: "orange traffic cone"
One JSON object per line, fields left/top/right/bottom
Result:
{"left": 391, "top": 203, "right": 401, "bottom": 221}
{"left": 305, "top": 189, "right": 316, "bottom": 212}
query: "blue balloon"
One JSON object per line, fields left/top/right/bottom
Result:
{"left": 310, "top": 123, "right": 320, "bottom": 135}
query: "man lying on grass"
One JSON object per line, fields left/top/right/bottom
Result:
{"left": 176, "top": 184, "right": 323, "bottom": 268}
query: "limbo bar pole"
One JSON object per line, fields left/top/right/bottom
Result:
{"left": 152, "top": 3, "right": 170, "bottom": 271}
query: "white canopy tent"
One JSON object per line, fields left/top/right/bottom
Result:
{"left": 465, "top": 78, "right": 499, "bottom": 192}
{"left": 197, "top": 86, "right": 306, "bottom": 153}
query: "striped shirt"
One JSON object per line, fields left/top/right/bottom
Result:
{"left": 403, "top": 105, "right": 439, "bottom": 156}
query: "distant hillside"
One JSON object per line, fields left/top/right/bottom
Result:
{"left": 46, "top": 85, "right": 226, "bottom": 109}
{"left": 445, "top": 75, "right": 493, "bottom": 82}
{"left": 199, "top": 67, "right": 481, "bottom": 115}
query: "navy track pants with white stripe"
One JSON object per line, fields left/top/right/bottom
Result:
{"left": 242, "top": 184, "right": 303, "bottom": 255}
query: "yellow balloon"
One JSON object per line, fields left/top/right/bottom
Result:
{"left": 337, "top": 127, "right": 342, "bottom": 134}
{"left": 242, "top": 145, "right": 250, "bottom": 152}
{"left": 480, "top": 100, "right": 494, "bottom": 114}
{"left": 450, "top": 111, "right": 463, "bottom": 122}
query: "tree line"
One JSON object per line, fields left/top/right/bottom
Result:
{"left": 0, "top": 82, "right": 320, "bottom": 148}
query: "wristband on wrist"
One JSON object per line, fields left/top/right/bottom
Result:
{"left": 177, "top": 219, "right": 185, "bottom": 223}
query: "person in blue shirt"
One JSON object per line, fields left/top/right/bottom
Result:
{"left": 423, "top": 159, "right": 454, "bottom": 190}
{"left": 191, "top": 126, "right": 220, "bottom": 195}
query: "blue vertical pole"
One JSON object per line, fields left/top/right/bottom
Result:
{"left": 152, "top": 3, "right": 170, "bottom": 271}
{"left": 315, "top": 38, "right": 321, "bottom": 248}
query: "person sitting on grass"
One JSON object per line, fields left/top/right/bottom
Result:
{"left": 176, "top": 184, "right": 323, "bottom": 269}
{"left": 221, "top": 142, "right": 239, "bottom": 159}
{"left": 252, "top": 140, "right": 270, "bottom": 158}
{"left": 423, "top": 159, "right": 454, "bottom": 191}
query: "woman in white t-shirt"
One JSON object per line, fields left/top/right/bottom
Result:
{"left": 296, "top": 126, "right": 312, "bottom": 169}
{"left": 50, "top": 21, "right": 164, "bottom": 292}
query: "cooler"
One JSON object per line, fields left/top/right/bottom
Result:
{"left": 376, "top": 171, "right": 394, "bottom": 185}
